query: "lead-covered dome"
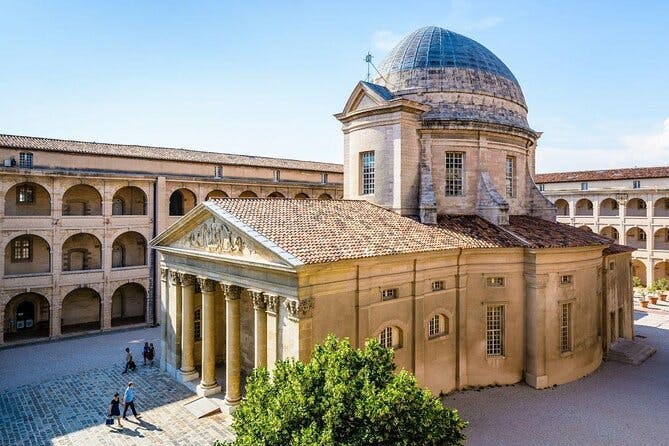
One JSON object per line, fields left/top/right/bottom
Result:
{"left": 375, "top": 26, "right": 530, "bottom": 131}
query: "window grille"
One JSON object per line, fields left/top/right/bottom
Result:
{"left": 431, "top": 281, "right": 443, "bottom": 292}
{"left": 214, "top": 165, "right": 223, "bottom": 178}
{"left": 17, "top": 185, "right": 35, "bottom": 204}
{"left": 379, "top": 326, "right": 392, "bottom": 349}
{"left": 381, "top": 288, "right": 396, "bottom": 301}
{"left": 194, "top": 308, "right": 202, "bottom": 341}
{"left": 486, "top": 305, "right": 504, "bottom": 356}
{"left": 12, "top": 238, "right": 31, "bottom": 262}
{"left": 429, "top": 315, "right": 443, "bottom": 337}
{"left": 486, "top": 277, "right": 505, "bottom": 287}
{"left": 360, "top": 151, "right": 375, "bottom": 195}
{"left": 580, "top": 182, "right": 588, "bottom": 191}
{"left": 19, "top": 152, "right": 33, "bottom": 168}
{"left": 445, "top": 152, "right": 464, "bottom": 196}
{"left": 505, "top": 156, "right": 516, "bottom": 197}
{"left": 560, "top": 303, "right": 572, "bottom": 353}
{"left": 560, "top": 275, "right": 572, "bottom": 285}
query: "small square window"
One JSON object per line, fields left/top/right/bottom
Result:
{"left": 539, "top": 184, "right": 545, "bottom": 192}
{"left": 580, "top": 182, "right": 588, "bottom": 191}
{"left": 608, "top": 261, "right": 615, "bottom": 271}
{"left": 381, "top": 288, "right": 397, "bottom": 301}
{"left": 632, "top": 180, "right": 641, "bottom": 189}
{"left": 560, "top": 275, "right": 572, "bottom": 285}
{"left": 214, "top": 165, "right": 223, "bottom": 178}
{"left": 19, "top": 152, "right": 33, "bottom": 168}
{"left": 431, "top": 281, "right": 443, "bottom": 292}
{"left": 273, "top": 169, "right": 281, "bottom": 182}
{"left": 486, "top": 277, "right": 505, "bottom": 287}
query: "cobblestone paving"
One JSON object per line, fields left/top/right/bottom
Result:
{"left": 0, "top": 328, "right": 234, "bottom": 446}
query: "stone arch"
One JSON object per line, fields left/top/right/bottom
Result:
{"left": 554, "top": 199, "right": 569, "bottom": 216}
{"left": 5, "top": 182, "right": 51, "bottom": 216}
{"left": 111, "top": 283, "right": 147, "bottom": 326}
{"left": 169, "top": 188, "right": 196, "bottom": 216}
{"left": 574, "top": 198, "right": 593, "bottom": 216}
{"left": 318, "top": 193, "right": 333, "bottom": 200}
{"left": 4, "top": 234, "right": 51, "bottom": 275}
{"left": 206, "top": 190, "right": 228, "bottom": 200}
{"left": 653, "top": 228, "right": 669, "bottom": 251}
{"left": 239, "top": 190, "right": 257, "bottom": 198}
{"left": 294, "top": 192, "right": 309, "bottom": 199}
{"left": 111, "top": 231, "right": 147, "bottom": 268}
{"left": 62, "top": 184, "right": 102, "bottom": 216}
{"left": 578, "top": 225, "right": 593, "bottom": 232}
{"left": 632, "top": 260, "right": 648, "bottom": 287}
{"left": 625, "top": 198, "right": 647, "bottom": 217}
{"left": 61, "top": 287, "right": 101, "bottom": 333}
{"left": 3, "top": 292, "right": 50, "bottom": 342}
{"left": 625, "top": 227, "right": 647, "bottom": 249}
{"left": 600, "top": 226, "right": 619, "bottom": 241}
{"left": 654, "top": 261, "right": 669, "bottom": 282}
{"left": 112, "top": 186, "right": 147, "bottom": 215}
{"left": 599, "top": 198, "right": 619, "bottom": 217}
{"left": 267, "top": 191, "right": 285, "bottom": 198}
{"left": 654, "top": 197, "right": 669, "bottom": 217}
{"left": 62, "top": 233, "right": 102, "bottom": 271}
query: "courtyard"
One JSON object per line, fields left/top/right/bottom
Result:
{"left": 0, "top": 307, "right": 667, "bottom": 446}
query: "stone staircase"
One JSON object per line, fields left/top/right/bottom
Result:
{"left": 606, "top": 338, "right": 657, "bottom": 365}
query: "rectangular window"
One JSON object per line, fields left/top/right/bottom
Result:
{"left": 379, "top": 326, "right": 393, "bottom": 349}
{"left": 17, "top": 185, "right": 35, "bottom": 204}
{"left": 486, "top": 305, "right": 504, "bottom": 356}
{"left": 505, "top": 156, "right": 516, "bottom": 197}
{"left": 486, "top": 277, "right": 505, "bottom": 287}
{"left": 214, "top": 165, "right": 223, "bottom": 178}
{"left": 632, "top": 180, "right": 641, "bottom": 189}
{"left": 19, "top": 152, "right": 33, "bottom": 168}
{"left": 608, "top": 261, "right": 615, "bottom": 271}
{"left": 539, "top": 184, "right": 545, "bottom": 192}
{"left": 580, "top": 182, "right": 588, "bottom": 191}
{"left": 360, "top": 151, "right": 375, "bottom": 195}
{"left": 381, "top": 288, "right": 397, "bottom": 301}
{"left": 428, "top": 315, "right": 441, "bottom": 337}
{"left": 431, "top": 281, "right": 443, "bottom": 292}
{"left": 273, "top": 169, "right": 281, "bottom": 182}
{"left": 12, "top": 238, "right": 31, "bottom": 262}
{"left": 560, "top": 275, "right": 572, "bottom": 285}
{"left": 560, "top": 303, "right": 572, "bottom": 353}
{"left": 321, "top": 172, "right": 328, "bottom": 184}
{"left": 445, "top": 152, "right": 464, "bottom": 196}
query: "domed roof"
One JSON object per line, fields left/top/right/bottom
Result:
{"left": 375, "top": 26, "right": 530, "bottom": 131}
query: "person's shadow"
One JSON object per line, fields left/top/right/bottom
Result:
{"left": 109, "top": 417, "right": 163, "bottom": 437}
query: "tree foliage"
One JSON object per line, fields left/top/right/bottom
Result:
{"left": 216, "top": 335, "right": 467, "bottom": 446}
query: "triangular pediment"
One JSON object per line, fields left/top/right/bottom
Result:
{"left": 340, "top": 81, "right": 395, "bottom": 115}
{"left": 151, "top": 204, "right": 298, "bottom": 270}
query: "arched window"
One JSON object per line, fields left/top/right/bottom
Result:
{"left": 428, "top": 314, "right": 449, "bottom": 338}
{"left": 378, "top": 326, "right": 403, "bottom": 349}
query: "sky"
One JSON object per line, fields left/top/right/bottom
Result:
{"left": 1, "top": 0, "right": 668, "bottom": 173}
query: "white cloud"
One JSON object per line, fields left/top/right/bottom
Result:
{"left": 371, "top": 30, "right": 402, "bottom": 52}
{"left": 620, "top": 117, "right": 669, "bottom": 166}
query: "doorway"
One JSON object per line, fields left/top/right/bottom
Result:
{"left": 16, "top": 301, "right": 35, "bottom": 330}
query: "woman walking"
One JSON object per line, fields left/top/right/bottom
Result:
{"left": 108, "top": 392, "right": 122, "bottom": 428}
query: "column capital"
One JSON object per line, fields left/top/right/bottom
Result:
{"left": 264, "top": 294, "right": 280, "bottom": 314}
{"left": 197, "top": 277, "right": 217, "bottom": 293}
{"left": 178, "top": 272, "right": 196, "bottom": 287}
{"left": 220, "top": 283, "right": 242, "bottom": 300}
{"left": 284, "top": 297, "right": 314, "bottom": 321}
{"left": 169, "top": 270, "right": 181, "bottom": 286}
{"left": 160, "top": 267, "right": 169, "bottom": 281}
{"left": 249, "top": 289, "right": 266, "bottom": 310}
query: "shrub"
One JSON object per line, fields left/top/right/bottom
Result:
{"left": 632, "top": 276, "right": 643, "bottom": 288}
{"left": 655, "top": 278, "right": 668, "bottom": 291}
{"left": 215, "top": 335, "right": 467, "bottom": 446}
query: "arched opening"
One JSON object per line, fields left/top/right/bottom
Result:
{"left": 267, "top": 191, "right": 285, "bottom": 198}
{"left": 5, "top": 182, "right": 51, "bottom": 216}
{"left": 378, "top": 325, "right": 403, "bottom": 349}
{"left": 62, "top": 184, "right": 102, "bottom": 216}
{"left": 599, "top": 198, "right": 619, "bottom": 217}
{"left": 318, "top": 193, "right": 333, "bottom": 200}
{"left": 626, "top": 227, "right": 647, "bottom": 249}
{"left": 3, "top": 292, "right": 50, "bottom": 342}
{"left": 111, "top": 232, "right": 147, "bottom": 268}
{"left": 169, "top": 188, "right": 196, "bottom": 216}
{"left": 575, "top": 198, "right": 593, "bottom": 216}
{"left": 625, "top": 198, "right": 647, "bottom": 217}
{"left": 111, "top": 283, "right": 147, "bottom": 326}
{"left": 600, "top": 226, "right": 619, "bottom": 241}
{"left": 654, "top": 261, "right": 669, "bottom": 282}
{"left": 4, "top": 234, "right": 51, "bottom": 275}
{"left": 427, "top": 313, "right": 449, "bottom": 338}
{"left": 239, "top": 190, "right": 258, "bottom": 198}
{"left": 632, "top": 260, "right": 647, "bottom": 287}
{"left": 294, "top": 192, "right": 309, "bottom": 199}
{"left": 62, "top": 233, "right": 102, "bottom": 271}
{"left": 62, "top": 287, "right": 101, "bottom": 333}
{"left": 553, "top": 199, "right": 569, "bottom": 216}
{"left": 112, "top": 186, "right": 147, "bottom": 215}
{"left": 654, "top": 228, "right": 669, "bottom": 251}
{"left": 579, "top": 225, "right": 593, "bottom": 232}
{"left": 206, "top": 190, "right": 228, "bottom": 200}
{"left": 654, "top": 198, "right": 669, "bottom": 217}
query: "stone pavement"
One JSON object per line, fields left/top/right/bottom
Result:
{"left": 0, "top": 327, "right": 234, "bottom": 445}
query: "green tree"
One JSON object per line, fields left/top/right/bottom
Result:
{"left": 216, "top": 335, "right": 467, "bottom": 446}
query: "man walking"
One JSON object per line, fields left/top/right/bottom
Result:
{"left": 122, "top": 381, "right": 141, "bottom": 419}
{"left": 122, "top": 347, "right": 135, "bottom": 373}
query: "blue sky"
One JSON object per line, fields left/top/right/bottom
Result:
{"left": 1, "top": 0, "right": 668, "bottom": 172}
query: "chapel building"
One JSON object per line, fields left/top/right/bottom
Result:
{"left": 152, "top": 26, "right": 635, "bottom": 410}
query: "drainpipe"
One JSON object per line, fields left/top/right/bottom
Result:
{"left": 151, "top": 179, "right": 158, "bottom": 326}
{"left": 454, "top": 248, "right": 463, "bottom": 388}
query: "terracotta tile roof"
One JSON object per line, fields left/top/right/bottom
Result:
{"left": 505, "top": 215, "right": 613, "bottom": 248}
{"left": 436, "top": 215, "right": 523, "bottom": 248}
{"left": 0, "top": 134, "right": 343, "bottom": 173}
{"left": 535, "top": 166, "right": 669, "bottom": 184}
{"left": 207, "top": 199, "right": 466, "bottom": 264}
{"left": 603, "top": 244, "right": 636, "bottom": 256}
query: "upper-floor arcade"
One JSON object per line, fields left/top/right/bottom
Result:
{"left": 552, "top": 196, "right": 669, "bottom": 219}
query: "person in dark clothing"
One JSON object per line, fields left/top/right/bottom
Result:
{"left": 142, "top": 342, "right": 150, "bottom": 366}
{"left": 147, "top": 343, "right": 155, "bottom": 367}
{"left": 123, "top": 347, "right": 135, "bottom": 373}
{"left": 108, "top": 392, "right": 122, "bottom": 427}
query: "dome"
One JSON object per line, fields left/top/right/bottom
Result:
{"left": 375, "top": 26, "right": 530, "bottom": 131}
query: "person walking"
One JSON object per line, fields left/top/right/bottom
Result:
{"left": 142, "top": 342, "right": 150, "bottom": 366}
{"left": 122, "top": 347, "right": 135, "bottom": 373}
{"left": 148, "top": 343, "right": 155, "bottom": 367}
{"left": 122, "top": 381, "right": 141, "bottom": 419}
{"left": 108, "top": 392, "right": 122, "bottom": 428}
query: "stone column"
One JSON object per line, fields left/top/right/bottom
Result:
{"left": 50, "top": 303, "right": 62, "bottom": 339}
{"left": 196, "top": 277, "right": 221, "bottom": 396}
{"left": 159, "top": 267, "right": 169, "bottom": 370}
{"left": 221, "top": 283, "right": 242, "bottom": 410}
{"left": 178, "top": 273, "right": 199, "bottom": 382}
{"left": 264, "top": 294, "right": 280, "bottom": 372}
{"left": 169, "top": 271, "right": 183, "bottom": 372}
{"left": 249, "top": 290, "right": 267, "bottom": 368}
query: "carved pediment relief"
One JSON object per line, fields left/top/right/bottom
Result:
{"left": 172, "top": 217, "right": 273, "bottom": 263}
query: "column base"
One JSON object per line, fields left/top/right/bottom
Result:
{"left": 525, "top": 372, "right": 549, "bottom": 389}
{"left": 196, "top": 383, "right": 222, "bottom": 397}
{"left": 178, "top": 369, "right": 199, "bottom": 383}
{"left": 220, "top": 399, "right": 241, "bottom": 415}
